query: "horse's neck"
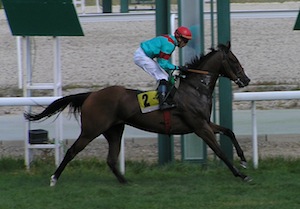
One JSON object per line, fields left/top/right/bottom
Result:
{"left": 199, "top": 52, "right": 223, "bottom": 92}
{"left": 197, "top": 74, "right": 219, "bottom": 95}
{"left": 179, "top": 73, "right": 219, "bottom": 97}
{"left": 202, "top": 51, "right": 223, "bottom": 75}
{"left": 178, "top": 51, "right": 223, "bottom": 97}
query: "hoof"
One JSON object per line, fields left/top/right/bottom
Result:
{"left": 243, "top": 176, "right": 253, "bottom": 182}
{"left": 50, "top": 175, "right": 57, "bottom": 187}
{"left": 240, "top": 161, "right": 247, "bottom": 169}
{"left": 118, "top": 178, "right": 128, "bottom": 184}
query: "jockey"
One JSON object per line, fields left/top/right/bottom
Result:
{"left": 134, "top": 26, "right": 192, "bottom": 110}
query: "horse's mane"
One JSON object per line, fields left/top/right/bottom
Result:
{"left": 185, "top": 43, "right": 226, "bottom": 69}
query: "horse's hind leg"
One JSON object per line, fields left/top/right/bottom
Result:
{"left": 50, "top": 134, "right": 96, "bottom": 186}
{"left": 103, "top": 124, "right": 127, "bottom": 184}
{"left": 195, "top": 123, "right": 250, "bottom": 182}
{"left": 210, "top": 122, "right": 247, "bottom": 168}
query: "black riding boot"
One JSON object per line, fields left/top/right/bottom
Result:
{"left": 157, "top": 80, "right": 176, "bottom": 110}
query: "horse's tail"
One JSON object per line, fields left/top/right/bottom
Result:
{"left": 24, "top": 92, "right": 92, "bottom": 121}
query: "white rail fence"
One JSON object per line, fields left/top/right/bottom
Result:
{"left": 234, "top": 91, "right": 300, "bottom": 168}
{"left": 0, "top": 91, "right": 300, "bottom": 170}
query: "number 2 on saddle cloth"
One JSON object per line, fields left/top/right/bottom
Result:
{"left": 137, "top": 91, "right": 159, "bottom": 113}
{"left": 137, "top": 83, "right": 176, "bottom": 114}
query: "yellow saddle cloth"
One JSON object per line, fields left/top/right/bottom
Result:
{"left": 137, "top": 91, "right": 159, "bottom": 113}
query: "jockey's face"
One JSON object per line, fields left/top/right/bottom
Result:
{"left": 177, "top": 37, "right": 189, "bottom": 48}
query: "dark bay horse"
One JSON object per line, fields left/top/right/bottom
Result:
{"left": 24, "top": 42, "right": 251, "bottom": 186}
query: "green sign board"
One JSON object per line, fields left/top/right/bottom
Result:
{"left": 294, "top": 11, "right": 300, "bottom": 30}
{"left": 179, "top": 0, "right": 207, "bottom": 164}
{"left": 181, "top": 134, "right": 207, "bottom": 163}
{"left": 3, "top": 0, "right": 84, "bottom": 36}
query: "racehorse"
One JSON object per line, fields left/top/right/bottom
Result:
{"left": 24, "top": 42, "right": 251, "bottom": 186}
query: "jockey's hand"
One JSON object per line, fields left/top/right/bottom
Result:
{"left": 172, "top": 70, "right": 181, "bottom": 77}
{"left": 178, "top": 65, "right": 188, "bottom": 72}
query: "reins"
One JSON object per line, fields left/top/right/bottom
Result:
{"left": 187, "top": 69, "right": 210, "bottom": 75}
{"left": 187, "top": 50, "right": 227, "bottom": 77}
{"left": 187, "top": 69, "right": 220, "bottom": 77}
{"left": 185, "top": 48, "right": 230, "bottom": 77}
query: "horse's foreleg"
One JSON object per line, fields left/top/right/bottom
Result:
{"left": 50, "top": 134, "right": 95, "bottom": 186}
{"left": 195, "top": 123, "right": 251, "bottom": 182}
{"left": 103, "top": 124, "right": 127, "bottom": 184}
{"left": 210, "top": 123, "right": 247, "bottom": 168}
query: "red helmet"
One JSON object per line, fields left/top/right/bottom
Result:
{"left": 174, "top": 26, "right": 192, "bottom": 40}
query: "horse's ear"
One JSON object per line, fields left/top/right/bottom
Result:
{"left": 226, "top": 41, "right": 231, "bottom": 50}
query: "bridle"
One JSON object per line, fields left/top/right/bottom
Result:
{"left": 221, "top": 50, "right": 245, "bottom": 87}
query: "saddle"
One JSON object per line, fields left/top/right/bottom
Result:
{"left": 137, "top": 83, "right": 177, "bottom": 114}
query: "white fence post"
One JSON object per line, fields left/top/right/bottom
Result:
{"left": 251, "top": 101, "right": 258, "bottom": 169}
{"left": 119, "top": 135, "right": 125, "bottom": 175}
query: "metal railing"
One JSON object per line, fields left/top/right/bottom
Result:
{"left": 234, "top": 91, "right": 300, "bottom": 168}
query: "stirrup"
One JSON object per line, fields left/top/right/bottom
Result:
{"left": 160, "top": 102, "right": 176, "bottom": 110}
{"left": 159, "top": 99, "right": 176, "bottom": 110}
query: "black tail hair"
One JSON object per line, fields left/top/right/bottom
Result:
{"left": 24, "top": 92, "right": 92, "bottom": 121}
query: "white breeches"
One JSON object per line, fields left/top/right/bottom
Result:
{"left": 134, "top": 47, "right": 169, "bottom": 81}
